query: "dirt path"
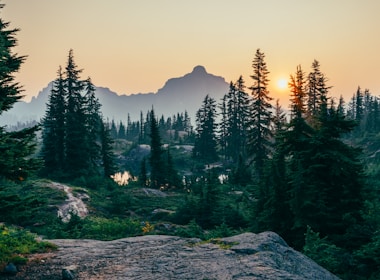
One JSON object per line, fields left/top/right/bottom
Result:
{"left": 51, "top": 182, "right": 89, "bottom": 222}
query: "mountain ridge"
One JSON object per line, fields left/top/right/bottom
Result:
{"left": 0, "top": 66, "right": 229, "bottom": 125}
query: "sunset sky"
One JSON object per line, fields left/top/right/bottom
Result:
{"left": 2, "top": 0, "right": 380, "bottom": 106}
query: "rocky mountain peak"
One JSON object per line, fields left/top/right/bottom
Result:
{"left": 191, "top": 65, "right": 207, "bottom": 74}
{"left": 1, "top": 66, "right": 229, "bottom": 126}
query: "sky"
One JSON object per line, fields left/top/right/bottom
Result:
{"left": 2, "top": 0, "right": 380, "bottom": 106}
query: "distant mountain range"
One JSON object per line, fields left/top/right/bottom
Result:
{"left": 0, "top": 65, "right": 229, "bottom": 126}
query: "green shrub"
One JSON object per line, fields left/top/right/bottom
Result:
{"left": 205, "top": 222, "right": 236, "bottom": 239}
{"left": 303, "top": 226, "right": 343, "bottom": 275}
{"left": 0, "top": 179, "right": 61, "bottom": 227}
{"left": 79, "top": 217, "right": 142, "bottom": 240}
{"left": 175, "top": 219, "right": 204, "bottom": 239}
{"left": 0, "top": 224, "right": 56, "bottom": 267}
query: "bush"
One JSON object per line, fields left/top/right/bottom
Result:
{"left": 175, "top": 219, "right": 204, "bottom": 239}
{"left": 79, "top": 217, "right": 142, "bottom": 240}
{"left": 0, "top": 179, "right": 59, "bottom": 226}
{"left": 303, "top": 226, "right": 344, "bottom": 275}
{"left": 0, "top": 224, "right": 56, "bottom": 268}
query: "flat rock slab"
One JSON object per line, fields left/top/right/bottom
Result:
{"left": 1, "top": 232, "right": 339, "bottom": 280}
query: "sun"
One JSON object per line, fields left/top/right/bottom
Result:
{"left": 277, "top": 78, "right": 288, "bottom": 90}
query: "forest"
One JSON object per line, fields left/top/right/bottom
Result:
{"left": 1, "top": 5, "right": 380, "bottom": 279}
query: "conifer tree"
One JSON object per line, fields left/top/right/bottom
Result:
{"left": 193, "top": 95, "right": 218, "bottom": 163}
{"left": 282, "top": 65, "right": 315, "bottom": 246}
{"left": 64, "top": 49, "right": 88, "bottom": 176}
{"left": 248, "top": 49, "right": 273, "bottom": 180}
{"left": 256, "top": 99, "right": 290, "bottom": 235}
{"left": 306, "top": 60, "right": 330, "bottom": 123}
{"left": 41, "top": 66, "right": 66, "bottom": 175}
{"left": 139, "top": 157, "right": 148, "bottom": 187}
{"left": 234, "top": 76, "right": 250, "bottom": 161}
{"left": 218, "top": 93, "right": 229, "bottom": 160}
{"left": 84, "top": 77, "right": 102, "bottom": 173}
{"left": 165, "top": 147, "right": 180, "bottom": 188}
{"left": 100, "top": 120, "right": 116, "bottom": 177}
{"left": 109, "top": 119, "right": 118, "bottom": 139}
{"left": 120, "top": 122, "right": 127, "bottom": 139}
{"left": 223, "top": 76, "right": 250, "bottom": 163}
{"left": 0, "top": 5, "right": 40, "bottom": 180}
{"left": 149, "top": 108, "right": 165, "bottom": 188}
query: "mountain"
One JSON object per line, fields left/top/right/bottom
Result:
{"left": 0, "top": 65, "right": 229, "bottom": 126}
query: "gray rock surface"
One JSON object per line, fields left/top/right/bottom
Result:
{"left": 1, "top": 232, "right": 340, "bottom": 280}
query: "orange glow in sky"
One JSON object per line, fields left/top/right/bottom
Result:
{"left": 2, "top": 0, "right": 380, "bottom": 106}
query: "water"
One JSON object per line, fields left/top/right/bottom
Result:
{"left": 111, "top": 171, "right": 135, "bottom": 185}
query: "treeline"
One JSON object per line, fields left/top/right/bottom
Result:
{"left": 168, "top": 52, "right": 379, "bottom": 279}
{"left": 107, "top": 110, "right": 193, "bottom": 144}
{"left": 40, "top": 50, "right": 116, "bottom": 179}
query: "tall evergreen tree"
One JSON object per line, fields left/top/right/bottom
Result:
{"left": 282, "top": 65, "right": 315, "bottom": 246}
{"left": 260, "top": 99, "right": 289, "bottom": 235}
{"left": 41, "top": 66, "right": 66, "bottom": 175}
{"left": 100, "top": 120, "right": 116, "bottom": 177}
{"left": 118, "top": 121, "right": 126, "bottom": 139}
{"left": 84, "top": 77, "right": 102, "bottom": 173}
{"left": 164, "top": 147, "right": 180, "bottom": 188}
{"left": 139, "top": 157, "right": 148, "bottom": 187}
{"left": 64, "top": 49, "right": 88, "bottom": 176}
{"left": 218, "top": 92, "right": 229, "bottom": 160}
{"left": 248, "top": 49, "right": 273, "bottom": 180}
{"left": 0, "top": 6, "right": 40, "bottom": 180}
{"left": 109, "top": 119, "right": 118, "bottom": 139}
{"left": 355, "top": 86, "right": 364, "bottom": 123}
{"left": 223, "top": 76, "right": 251, "bottom": 163}
{"left": 149, "top": 108, "right": 165, "bottom": 188}
{"left": 193, "top": 95, "right": 218, "bottom": 163}
{"left": 306, "top": 60, "right": 330, "bottom": 123}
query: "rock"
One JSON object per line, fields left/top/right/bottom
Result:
{"left": 51, "top": 182, "right": 89, "bottom": 223}
{"left": 141, "top": 188, "right": 167, "bottom": 197}
{"left": 62, "top": 265, "right": 76, "bottom": 280}
{"left": 5, "top": 232, "right": 340, "bottom": 280}
{"left": 3, "top": 263, "right": 17, "bottom": 275}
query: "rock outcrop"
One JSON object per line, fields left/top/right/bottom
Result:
{"left": 52, "top": 182, "right": 89, "bottom": 222}
{"left": 1, "top": 232, "right": 339, "bottom": 280}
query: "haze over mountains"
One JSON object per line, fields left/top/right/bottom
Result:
{"left": 1, "top": 66, "right": 229, "bottom": 126}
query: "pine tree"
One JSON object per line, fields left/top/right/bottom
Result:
{"left": 118, "top": 121, "right": 126, "bottom": 139}
{"left": 218, "top": 93, "right": 229, "bottom": 160}
{"left": 0, "top": 6, "right": 40, "bottom": 180}
{"left": 84, "top": 77, "right": 102, "bottom": 173}
{"left": 139, "top": 157, "right": 148, "bottom": 187}
{"left": 355, "top": 86, "right": 364, "bottom": 122}
{"left": 223, "top": 77, "right": 250, "bottom": 163}
{"left": 109, "top": 119, "right": 118, "bottom": 139}
{"left": 306, "top": 60, "right": 330, "bottom": 123}
{"left": 64, "top": 49, "right": 88, "bottom": 177}
{"left": 193, "top": 95, "right": 218, "bottom": 163}
{"left": 149, "top": 108, "right": 165, "bottom": 188}
{"left": 100, "top": 120, "right": 116, "bottom": 177}
{"left": 302, "top": 95, "right": 364, "bottom": 248}
{"left": 279, "top": 65, "right": 365, "bottom": 249}
{"left": 41, "top": 66, "right": 66, "bottom": 175}
{"left": 234, "top": 76, "right": 250, "bottom": 161}
{"left": 139, "top": 111, "right": 144, "bottom": 143}
{"left": 165, "top": 147, "right": 180, "bottom": 188}
{"left": 282, "top": 65, "right": 315, "bottom": 246}
{"left": 248, "top": 49, "right": 273, "bottom": 180}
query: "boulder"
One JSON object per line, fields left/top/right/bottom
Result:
{"left": 3, "top": 263, "right": 17, "bottom": 275}
{"left": 2, "top": 232, "right": 339, "bottom": 279}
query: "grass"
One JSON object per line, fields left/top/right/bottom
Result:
{"left": 0, "top": 224, "right": 57, "bottom": 270}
